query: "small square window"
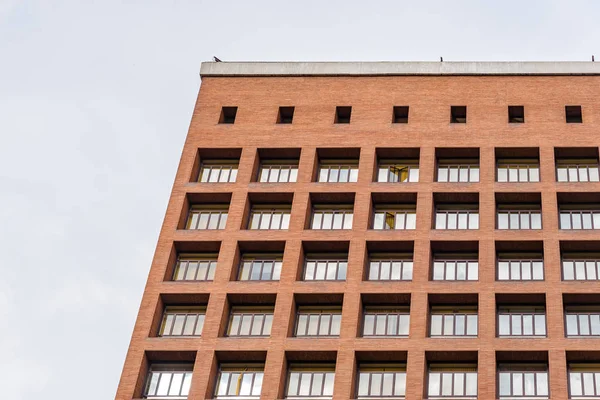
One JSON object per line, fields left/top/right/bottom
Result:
{"left": 566, "top": 105, "right": 582, "bottom": 123}
{"left": 393, "top": 106, "right": 409, "bottom": 123}
{"left": 508, "top": 106, "right": 525, "bottom": 123}
{"left": 450, "top": 106, "right": 467, "bottom": 123}
{"left": 277, "top": 106, "right": 295, "bottom": 124}
{"left": 219, "top": 106, "right": 237, "bottom": 124}
{"left": 335, "top": 106, "right": 352, "bottom": 124}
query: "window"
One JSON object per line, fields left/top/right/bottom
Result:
{"left": 227, "top": 307, "right": 274, "bottom": 337}
{"left": 565, "top": 307, "right": 600, "bottom": 337}
{"left": 219, "top": 106, "right": 237, "bottom": 124}
{"left": 357, "top": 364, "right": 406, "bottom": 399}
{"left": 186, "top": 206, "right": 228, "bottom": 230}
{"left": 372, "top": 207, "right": 416, "bottom": 230}
{"left": 377, "top": 160, "right": 419, "bottom": 183}
{"left": 303, "top": 255, "right": 347, "bottom": 281}
{"left": 214, "top": 364, "right": 264, "bottom": 399}
{"left": 434, "top": 207, "right": 479, "bottom": 230}
{"left": 560, "top": 209, "right": 600, "bottom": 230}
{"left": 508, "top": 106, "right": 525, "bottom": 123}
{"left": 562, "top": 256, "right": 600, "bottom": 281}
{"left": 497, "top": 255, "right": 544, "bottom": 281}
{"left": 248, "top": 206, "right": 291, "bottom": 230}
{"left": 335, "top": 106, "right": 351, "bottom": 123}
{"left": 393, "top": 106, "right": 409, "bottom": 123}
{"left": 498, "top": 364, "right": 548, "bottom": 399}
{"left": 318, "top": 162, "right": 358, "bottom": 183}
{"left": 198, "top": 161, "right": 238, "bottom": 183}
{"left": 432, "top": 256, "right": 479, "bottom": 281}
{"left": 429, "top": 307, "right": 478, "bottom": 337}
{"left": 144, "top": 364, "right": 193, "bottom": 399}
{"left": 450, "top": 106, "right": 467, "bottom": 123}
{"left": 362, "top": 307, "right": 410, "bottom": 337}
{"left": 159, "top": 307, "right": 205, "bottom": 337}
{"left": 238, "top": 255, "right": 282, "bottom": 281}
{"left": 497, "top": 208, "right": 542, "bottom": 230}
{"left": 566, "top": 105, "right": 583, "bottom": 123}
{"left": 278, "top": 106, "right": 295, "bottom": 124}
{"left": 427, "top": 365, "right": 477, "bottom": 399}
{"left": 286, "top": 365, "right": 335, "bottom": 399}
{"left": 568, "top": 364, "right": 600, "bottom": 398}
{"left": 368, "top": 255, "right": 413, "bottom": 281}
{"left": 173, "top": 255, "right": 217, "bottom": 281}
{"left": 497, "top": 160, "right": 540, "bottom": 182}
{"left": 311, "top": 207, "right": 353, "bottom": 230}
{"left": 497, "top": 307, "right": 546, "bottom": 337}
{"left": 437, "top": 161, "right": 479, "bottom": 182}
{"left": 557, "top": 160, "right": 600, "bottom": 182}
{"left": 295, "top": 307, "right": 342, "bottom": 337}
{"left": 259, "top": 161, "right": 298, "bottom": 183}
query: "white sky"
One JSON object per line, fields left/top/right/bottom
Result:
{"left": 1, "top": 1, "right": 599, "bottom": 398}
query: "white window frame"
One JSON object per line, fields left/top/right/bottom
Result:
{"left": 377, "top": 160, "right": 419, "bottom": 183}
{"left": 248, "top": 206, "right": 291, "bottom": 230}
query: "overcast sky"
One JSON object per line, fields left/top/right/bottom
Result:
{"left": 1, "top": 1, "right": 600, "bottom": 398}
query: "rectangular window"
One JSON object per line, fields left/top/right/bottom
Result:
{"left": 568, "top": 364, "right": 600, "bottom": 398}
{"left": 186, "top": 206, "right": 228, "bottom": 230}
{"left": 497, "top": 208, "right": 542, "bottom": 230}
{"left": 159, "top": 307, "right": 205, "bottom": 337}
{"left": 429, "top": 307, "right": 478, "bottom": 337}
{"left": 318, "top": 162, "right": 358, "bottom": 183}
{"left": 559, "top": 209, "right": 600, "bottom": 230}
{"left": 432, "top": 256, "right": 479, "bottom": 281}
{"left": 508, "top": 106, "right": 525, "bottom": 123}
{"left": 450, "top": 106, "right": 467, "bottom": 123}
{"left": 303, "top": 255, "right": 347, "bottom": 281}
{"left": 259, "top": 162, "right": 299, "bottom": 183}
{"left": 362, "top": 307, "right": 410, "bottom": 337}
{"left": 565, "top": 307, "right": 600, "bottom": 337}
{"left": 357, "top": 364, "right": 406, "bottom": 399}
{"left": 497, "top": 160, "right": 540, "bottom": 182}
{"left": 368, "top": 255, "right": 413, "bottom": 281}
{"left": 214, "top": 364, "right": 264, "bottom": 399}
{"left": 144, "top": 364, "right": 193, "bottom": 399}
{"left": 335, "top": 106, "right": 352, "bottom": 123}
{"left": 427, "top": 365, "right": 478, "bottom": 398}
{"left": 393, "top": 106, "right": 409, "bottom": 123}
{"left": 372, "top": 207, "right": 416, "bottom": 230}
{"left": 434, "top": 207, "right": 479, "bottom": 230}
{"left": 227, "top": 307, "right": 274, "bottom": 337}
{"left": 437, "top": 161, "right": 479, "bottom": 182}
{"left": 173, "top": 255, "right": 217, "bottom": 281}
{"left": 219, "top": 106, "right": 237, "bottom": 124}
{"left": 557, "top": 160, "right": 600, "bottom": 182}
{"left": 498, "top": 364, "right": 548, "bottom": 399}
{"left": 238, "top": 255, "right": 282, "bottom": 281}
{"left": 198, "top": 161, "right": 238, "bottom": 183}
{"left": 497, "top": 307, "right": 546, "bottom": 337}
{"left": 286, "top": 365, "right": 335, "bottom": 399}
{"left": 295, "top": 307, "right": 342, "bottom": 337}
{"left": 497, "top": 255, "right": 544, "bottom": 281}
{"left": 311, "top": 207, "right": 354, "bottom": 230}
{"left": 566, "top": 105, "right": 583, "bottom": 123}
{"left": 377, "top": 161, "right": 419, "bottom": 183}
{"left": 278, "top": 106, "right": 295, "bottom": 124}
{"left": 248, "top": 206, "right": 291, "bottom": 230}
{"left": 562, "top": 256, "right": 600, "bottom": 281}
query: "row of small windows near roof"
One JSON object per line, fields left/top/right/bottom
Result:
{"left": 217, "top": 104, "right": 585, "bottom": 124}
{"left": 142, "top": 350, "right": 599, "bottom": 399}
{"left": 182, "top": 192, "right": 600, "bottom": 231}
{"left": 170, "top": 240, "right": 600, "bottom": 283}
{"left": 195, "top": 147, "right": 600, "bottom": 184}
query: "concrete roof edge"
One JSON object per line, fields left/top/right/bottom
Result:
{"left": 199, "top": 61, "right": 600, "bottom": 77}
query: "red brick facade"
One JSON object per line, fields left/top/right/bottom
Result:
{"left": 115, "top": 65, "right": 600, "bottom": 400}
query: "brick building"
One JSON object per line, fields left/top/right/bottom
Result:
{"left": 116, "top": 61, "right": 600, "bottom": 400}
